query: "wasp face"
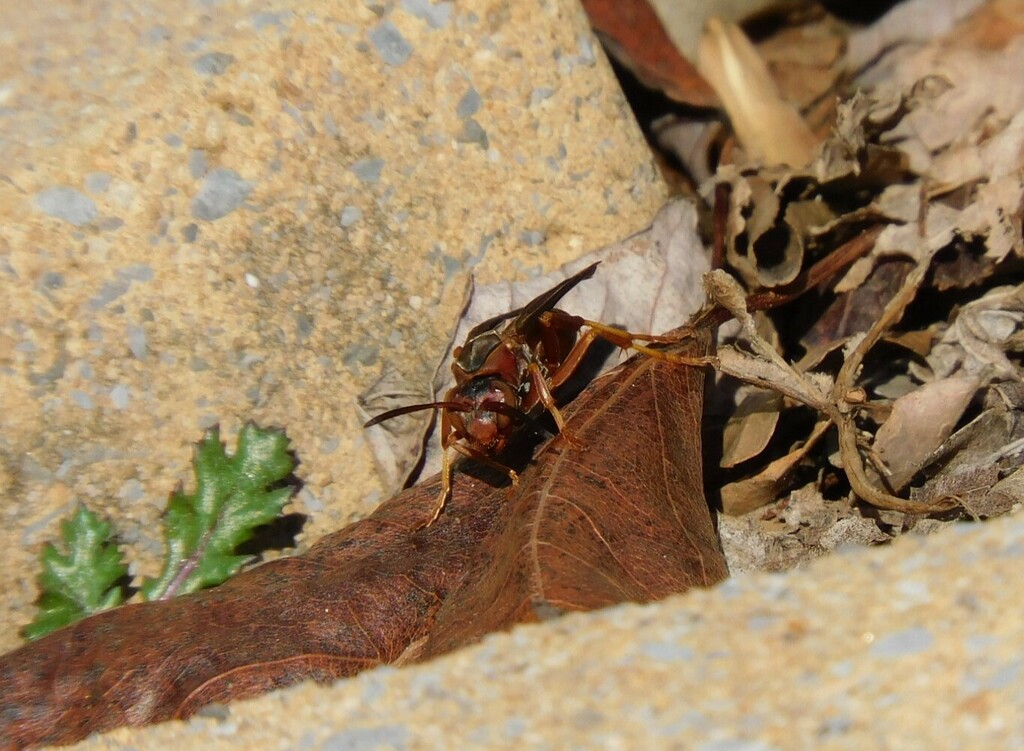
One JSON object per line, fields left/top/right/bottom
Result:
{"left": 457, "top": 376, "right": 519, "bottom": 452}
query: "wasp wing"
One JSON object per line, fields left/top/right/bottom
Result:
{"left": 463, "top": 307, "right": 524, "bottom": 342}
{"left": 510, "top": 261, "right": 599, "bottom": 336}
{"left": 461, "top": 261, "right": 599, "bottom": 343}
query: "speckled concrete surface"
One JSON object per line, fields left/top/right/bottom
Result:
{"left": 0, "top": 0, "right": 665, "bottom": 653}
{"left": 7, "top": 1, "right": 1024, "bottom": 749}
{"left": 67, "top": 510, "right": 1024, "bottom": 750}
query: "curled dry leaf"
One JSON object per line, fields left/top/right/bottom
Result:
{"left": 846, "top": 0, "right": 988, "bottom": 73}
{"left": 582, "top": 0, "right": 720, "bottom": 108}
{"left": 708, "top": 98, "right": 912, "bottom": 292}
{"left": 356, "top": 367, "right": 435, "bottom": 491}
{"left": 721, "top": 386, "right": 783, "bottom": 469}
{"left": 926, "top": 283, "right": 1024, "bottom": 381}
{"left": 721, "top": 419, "right": 831, "bottom": 516}
{"left": 0, "top": 333, "right": 726, "bottom": 750}
{"left": 697, "top": 17, "right": 819, "bottom": 168}
{"left": 874, "top": 375, "right": 980, "bottom": 492}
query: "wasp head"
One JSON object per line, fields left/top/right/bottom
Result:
{"left": 448, "top": 376, "right": 521, "bottom": 452}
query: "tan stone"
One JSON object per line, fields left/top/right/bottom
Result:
{"left": 0, "top": 0, "right": 665, "bottom": 654}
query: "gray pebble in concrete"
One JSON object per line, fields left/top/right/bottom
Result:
{"left": 70, "top": 390, "right": 94, "bottom": 410}
{"left": 319, "top": 725, "right": 408, "bottom": 751}
{"left": 84, "top": 172, "right": 111, "bottom": 193}
{"left": 251, "top": 11, "right": 290, "bottom": 31}
{"left": 401, "top": 0, "right": 453, "bottom": 29}
{"left": 33, "top": 186, "right": 97, "bottom": 227}
{"left": 191, "top": 168, "right": 253, "bottom": 221}
{"left": 457, "top": 86, "right": 481, "bottom": 118}
{"left": 192, "top": 51, "right": 236, "bottom": 76}
{"left": 120, "top": 264, "right": 154, "bottom": 282}
{"left": 126, "top": 323, "right": 148, "bottom": 360}
{"left": 350, "top": 158, "right": 385, "bottom": 185}
{"left": 870, "top": 626, "right": 935, "bottom": 658}
{"left": 110, "top": 384, "right": 129, "bottom": 409}
{"left": 339, "top": 206, "right": 363, "bottom": 227}
{"left": 369, "top": 20, "right": 412, "bottom": 66}
{"left": 145, "top": 25, "right": 172, "bottom": 44}
{"left": 520, "top": 229, "right": 545, "bottom": 246}
{"left": 188, "top": 149, "right": 208, "bottom": 179}
{"left": 88, "top": 278, "right": 131, "bottom": 310}
{"left": 530, "top": 87, "right": 555, "bottom": 107}
{"left": 459, "top": 118, "right": 488, "bottom": 149}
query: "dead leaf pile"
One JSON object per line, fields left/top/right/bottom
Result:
{"left": 704, "top": 5, "right": 1024, "bottom": 569}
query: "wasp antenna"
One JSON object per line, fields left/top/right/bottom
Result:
{"left": 363, "top": 400, "right": 472, "bottom": 428}
{"left": 363, "top": 402, "right": 441, "bottom": 427}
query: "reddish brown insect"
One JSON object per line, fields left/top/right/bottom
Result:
{"left": 364, "top": 261, "right": 710, "bottom": 526}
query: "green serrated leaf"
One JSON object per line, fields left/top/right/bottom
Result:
{"left": 140, "top": 423, "right": 296, "bottom": 601}
{"left": 21, "top": 505, "right": 128, "bottom": 640}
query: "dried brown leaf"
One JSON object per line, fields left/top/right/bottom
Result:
{"left": 721, "top": 419, "right": 830, "bottom": 515}
{"left": 0, "top": 335, "right": 726, "bottom": 750}
{"left": 583, "top": 0, "right": 719, "bottom": 108}
{"left": 874, "top": 375, "right": 980, "bottom": 491}
{"left": 721, "top": 386, "right": 783, "bottom": 468}
{"left": 959, "top": 466, "right": 1024, "bottom": 518}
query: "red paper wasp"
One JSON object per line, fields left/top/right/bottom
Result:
{"left": 364, "top": 261, "right": 711, "bottom": 526}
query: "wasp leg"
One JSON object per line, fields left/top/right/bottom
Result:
{"left": 422, "top": 440, "right": 521, "bottom": 528}
{"left": 450, "top": 441, "right": 520, "bottom": 487}
{"left": 421, "top": 445, "right": 455, "bottom": 528}
{"left": 541, "top": 310, "right": 716, "bottom": 369}
{"left": 527, "top": 361, "right": 582, "bottom": 447}
{"left": 423, "top": 411, "right": 459, "bottom": 528}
